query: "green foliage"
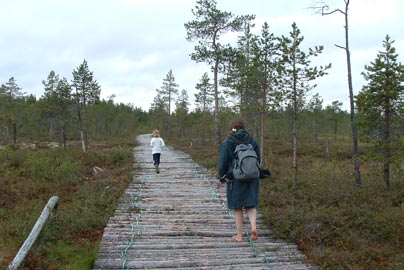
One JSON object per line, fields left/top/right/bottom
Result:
{"left": 0, "top": 140, "right": 135, "bottom": 269}
{"left": 194, "top": 72, "right": 214, "bottom": 112}
{"left": 356, "top": 35, "right": 404, "bottom": 189}
{"left": 185, "top": 0, "right": 255, "bottom": 145}
{"left": 21, "top": 149, "right": 81, "bottom": 183}
{"left": 0, "top": 6, "right": 403, "bottom": 270}
{"left": 107, "top": 146, "right": 133, "bottom": 165}
{"left": 261, "top": 172, "right": 403, "bottom": 269}
{"left": 171, "top": 132, "right": 403, "bottom": 270}
{"left": 184, "top": 0, "right": 255, "bottom": 63}
{"left": 71, "top": 59, "right": 101, "bottom": 105}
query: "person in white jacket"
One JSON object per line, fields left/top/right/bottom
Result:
{"left": 150, "top": 129, "right": 165, "bottom": 173}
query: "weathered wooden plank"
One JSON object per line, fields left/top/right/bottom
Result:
{"left": 92, "top": 134, "right": 316, "bottom": 270}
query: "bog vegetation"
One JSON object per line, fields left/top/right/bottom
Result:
{"left": 1, "top": 0, "right": 403, "bottom": 269}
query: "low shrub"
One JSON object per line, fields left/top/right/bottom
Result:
{"left": 0, "top": 141, "right": 135, "bottom": 269}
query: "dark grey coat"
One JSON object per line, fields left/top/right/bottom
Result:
{"left": 218, "top": 129, "right": 260, "bottom": 210}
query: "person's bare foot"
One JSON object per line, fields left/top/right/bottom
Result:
{"left": 231, "top": 234, "right": 243, "bottom": 243}
{"left": 251, "top": 230, "right": 258, "bottom": 241}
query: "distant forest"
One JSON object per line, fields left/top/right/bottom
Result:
{"left": 1, "top": 0, "right": 403, "bottom": 189}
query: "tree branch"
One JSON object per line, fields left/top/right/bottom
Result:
{"left": 308, "top": 1, "right": 346, "bottom": 16}
{"left": 335, "top": 44, "right": 346, "bottom": 50}
{"left": 322, "top": 8, "right": 345, "bottom": 16}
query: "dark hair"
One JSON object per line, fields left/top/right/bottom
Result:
{"left": 229, "top": 118, "right": 245, "bottom": 136}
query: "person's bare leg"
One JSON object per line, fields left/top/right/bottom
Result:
{"left": 246, "top": 208, "right": 258, "bottom": 240}
{"left": 232, "top": 209, "right": 243, "bottom": 242}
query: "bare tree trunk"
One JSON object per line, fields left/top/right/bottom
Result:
{"left": 213, "top": 58, "right": 221, "bottom": 149}
{"left": 49, "top": 119, "right": 54, "bottom": 141}
{"left": 383, "top": 104, "right": 391, "bottom": 189}
{"left": 260, "top": 86, "right": 267, "bottom": 169}
{"left": 1, "top": 124, "right": 8, "bottom": 145}
{"left": 334, "top": 118, "right": 338, "bottom": 144}
{"left": 260, "top": 111, "right": 265, "bottom": 168}
{"left": 12, "top": 122, "right": 16, "bottom": 145}
{"left": 82, "top": 103, "right": 89, "bottom": 150}
{"left": 292, "top": 110, "right": 298, "bottom": 187}
{"left": 62, "top": 126, "right": 67, "bottom": 149}
{"left": 76, "top": 96, "right": 86, "bottom": 152}
{"left": 343, "top": 2, "right": 361, "bottom": 186}
{"left": 292, "top": 86, "right": 298, "bottom": 186}
{"left": 313, "top": 119, "right": 319, "bottom": 144}
{"left": 315, "top": 0, "right": 361, "bottom": 185}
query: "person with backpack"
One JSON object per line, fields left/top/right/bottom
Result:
{"left": 218, "top": 118, "right": 261, "bottom": 243}
{"left": 150, "top": 129, "right": 165, "bottom": 173}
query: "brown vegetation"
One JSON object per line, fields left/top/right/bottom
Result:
{"left": 169, "top": 135, "right": 403, "bottom": 270}
{"left": 0, "top": 139, "right": 135, "bottom": 269}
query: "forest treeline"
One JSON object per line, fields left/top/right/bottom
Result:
{"left": 1, "top": 28, "right": 403, "bottom": 190}
{"left": 1, "top": 1, "right": 403, "bottom": 269}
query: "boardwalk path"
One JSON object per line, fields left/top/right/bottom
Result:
{"left": 93, "top": 134, "right": 315, "bottom": 270}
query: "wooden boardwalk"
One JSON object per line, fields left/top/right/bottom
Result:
{"left": 93, "top": 134, "right": 316, "bottom": 270}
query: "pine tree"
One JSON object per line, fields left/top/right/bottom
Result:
{"left": 222, "top": 23, "right": 260, "bottom": 118}
{"left": 307, "top": 93, "right": 324, "bottom": 144}
{"left": 71, "top": 59, "right": 101, "bottom": 152}
{"left": 160, "top": 69, "right": 179, "bottom": 117}
{"left": 174, "top": 89, "right": 190, "bottom": 138}
{"left": 255, "top": 22, "right": 282, "bottom": 166}
{"left": 194, "top": 72, "right": 214, "bottom": 144}
{"left": 194, "top": 72, "right": 214, "bottom": 113}
{"left": 325, "top": 100, "right": 343, "bottom": 144}
{"left": 150, "top": 91, "right": 167, "bottom": 131}
{"left": 156, "top": 69, "right": 179, "bottom": 138}
{"left": 42, "top": 71, "right": 61, "bottom": 140}
{"left": 356, "top": 35, "right": 404, "bottom": 189}
{"left": 279, "top": 22, "right": 331, "bottom": 186}
{"left": 2, "top": 77, "right": 25, "bottom": 144}
{"left": 185, "top": 0, "right": 255, "bottom": 147}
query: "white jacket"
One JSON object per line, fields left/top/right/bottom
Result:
{"left": 150, "top": 137, "right": 165, "bottom": 154}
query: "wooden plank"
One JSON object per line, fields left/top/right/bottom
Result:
{"left": 92, "top": 134, "right": 316, "bottom": 270}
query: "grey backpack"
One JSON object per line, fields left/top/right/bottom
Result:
{"left": 231, "top": 135, "right": 260, "bottom": 182}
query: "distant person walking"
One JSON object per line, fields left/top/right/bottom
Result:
{"left": 150, "top": 129, "right": 165, "bottom": 173}
{"left": 218, "top": 118, "right": 261, "bottom": 243}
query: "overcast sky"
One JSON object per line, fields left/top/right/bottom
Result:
{"left": 1, "top": 0, "right": 403, "bottom": 111}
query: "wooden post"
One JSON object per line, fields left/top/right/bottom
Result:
{"left": 8, "top": 196, "right": 59, "bottom": 270}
